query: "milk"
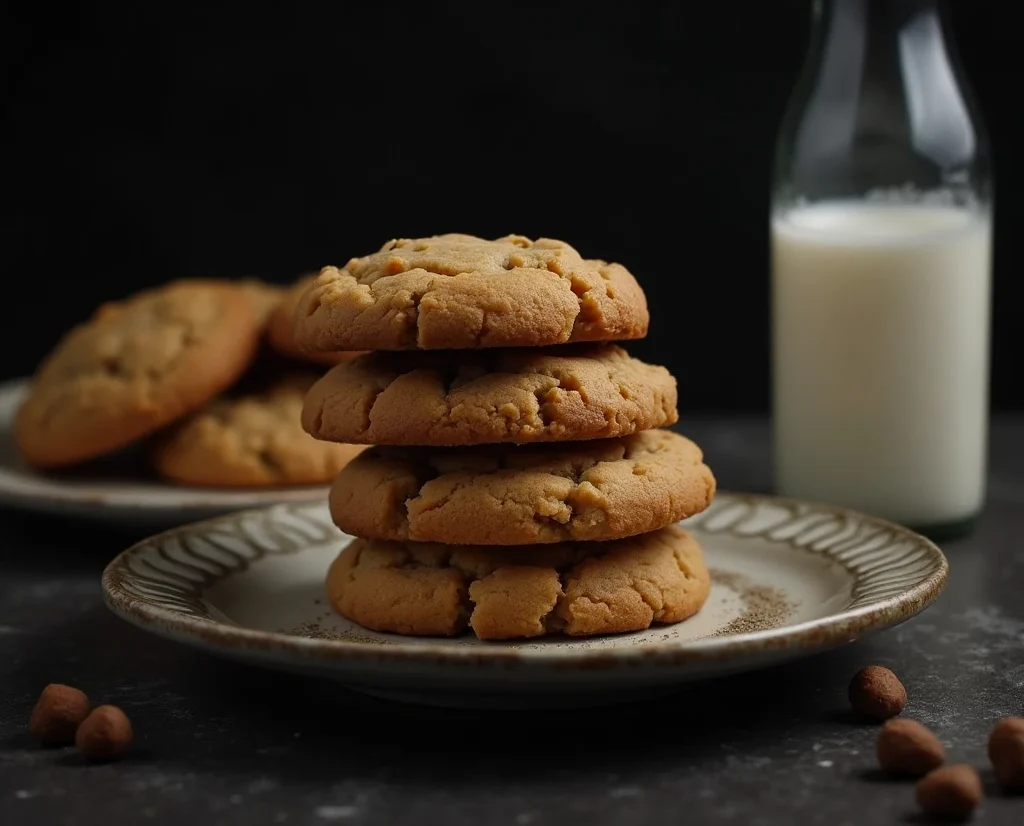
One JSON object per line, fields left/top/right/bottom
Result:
{"left": 771, "top": 201, "right": 992, "bottom": 529}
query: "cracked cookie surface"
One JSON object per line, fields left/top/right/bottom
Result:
{"left": 152, "top": 373, "right": 364, "bottom": 487}
{"left": 15, "top": 280, "right": 264, "bottom": 468}
{"left": 329, "top": 429, "right": 716, "bottom": 545}
{"left": 302, "top": 344, "right": 677, "bottom": 446}
{"left": 292, "top": 234, "right": 649, "bottom": 351}
{"left": 267, "top": 275, "right": 361, "bottom": 365}
{"left": 325, "top": 524, "right": 711, "bottom": 639}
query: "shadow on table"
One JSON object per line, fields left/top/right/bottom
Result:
{"left": 179, "top": 653, "right": 877, "bottom": 789}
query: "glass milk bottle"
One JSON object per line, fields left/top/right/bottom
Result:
{"left": 771, "top": 0, "right": 992, "bottom": 539}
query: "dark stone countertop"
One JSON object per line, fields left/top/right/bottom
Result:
{"left": 1, "top": 417, "right": 1022, "bottom": 826}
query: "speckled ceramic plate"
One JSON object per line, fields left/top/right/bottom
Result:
{"left": 0, "top": 379, "right": 332, "bottom": 529}
{"left": 101, "top": 492, "right": 949, "bottom": 708}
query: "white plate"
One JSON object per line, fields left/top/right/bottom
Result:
{"left": 102, "top": 492, "right": 949, "bottom": 708}
{"left": 0, "top": 379, "right": 332, "bottom": 529}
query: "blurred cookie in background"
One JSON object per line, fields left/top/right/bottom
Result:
{"left": 152, "top": 373, "right": 364, "bottom": 487}
{"left": 15, "top": 280, "right": 264, "bottom": 469}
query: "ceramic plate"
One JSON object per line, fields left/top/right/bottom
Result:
{"left": 102, "top": 492, "right": 949, "bottom": 708}
{"left": 0, "top": 379, "right": 332, "bottom": 529}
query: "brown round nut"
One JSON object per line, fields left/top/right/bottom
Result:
{"left": 75, "top": 705, "right": 133, "bottom": 761}
{"left": 877, "top": 718, "right": 946, "bottom": 776}
{"left": 916, "top": 764, "right": 983, "bottom": 820}
{"left": 988, "top": 716, "right": 1024, "bottom": 790}
{"left": 848, "top": 665, "right": 906, "bottom": 720}
{"left": 28, "top": 683, "right": 91, "bottom": 745}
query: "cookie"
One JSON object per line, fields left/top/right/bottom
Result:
{"left": 329, "top": 429, "right": 716, "bottom": 545}
{"left": 301, "top": 344, "right": 677, "bottom": 446}
{"left": 181, "top": 278, "right": 283, "bottom": 326}
{"left": 267, "top": 275, "right": 358, "bottom": 365}
{"left": 15, "top": 280, "right": 263, "bottom": 468}
{"left": 325, "top": 524, "right": 711, "bottom": 639}
{"left": 292, "top": 234, "right": 648, "bottom": 352}
{"left": 152, "top": 374, "right": 364, "bottom": 487}
{"left": 237, "top": 279, "right": 287, "bottom": 325}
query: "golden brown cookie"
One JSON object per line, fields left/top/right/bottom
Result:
{"left": 152, "top": 374, "right": 364, "bottom": 487}
{"left": 237, "top": 279, "right": 287, "bottom": 325}
{"left": 292, "top": 234, "right": 648, "bottom": 352}
{"left": 15, "top": 281, "right": 263, "bottom": 468}
{"left": 301, "top": 344, "right": 677, "bottom": 446}
{"left": 178, "top": 278, "right": 283, "bottom": 326}
{"left": 329, "top": 429, "right": 716, "bottom": 545}
{"left": 267, "top": 275, "right": 359, "bottom": 365}
{"left": 325, "top": 524, "right": 711, "bottom": 639}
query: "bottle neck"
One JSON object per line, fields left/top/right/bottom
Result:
{"left": 776, "top": 0, "right": 988, "bottom": 209}
{"left": 808, "top": 0, "right": 949, "bottom": 119}
{"left": 811, "top": 0, "right": 946, "bottom": 48}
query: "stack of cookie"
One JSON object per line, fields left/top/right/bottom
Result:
{"left": 15, "top": 278, "right": 363, "bottom": 488}
{"left": 293, "top": 234, "right": 717, "bottom": 641}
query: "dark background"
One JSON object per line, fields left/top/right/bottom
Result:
{"left": 4, "top": 0, "right": 1020, "bottom": 412}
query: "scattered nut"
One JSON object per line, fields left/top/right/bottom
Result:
{"left": 916, "top": 764, "right": 983, "bottom": 820}
{"left": 876, "top": 718, "right": 946, "bottom": 776}
{"left": 28, "top": 683, "right": 91, "bottom": 745}
{"left": 75, "top": 705, "right": 133, "bottom": 761}
{"left": 988, "top": 716, "right": 1024, "bottom": 790}
{"left": 848, "top": 665, "right": 907, "bottom": 720}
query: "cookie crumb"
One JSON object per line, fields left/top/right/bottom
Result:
{"left": 75, "top": 705, "right": 133, "bottom": 761}
{"left": 849, "top": 665, "right": 906, "bottom": 720}
{"left": 28, "top": 684, "right": 91, "bottom": 745}
{"left": 916, "top": 764, "right": 983, "bottom": 820}
{"left": 988, "top": 716, "right": 1024, "bottom": 790}
{"left": 876, "top": 718, "right": 945, "bottom": 776}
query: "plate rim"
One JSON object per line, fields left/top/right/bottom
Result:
{"left": 0, "top": 378, "right": 331, "bottom": 513}
{"left": 101, "top": 490, "right": 950, "bottom": 672}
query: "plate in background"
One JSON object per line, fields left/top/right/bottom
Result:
{"left": 102, "top": 492, "right": 949, "bottom": 708}
{"left": 0, "top": 379, "right": 333, "bottom": 529}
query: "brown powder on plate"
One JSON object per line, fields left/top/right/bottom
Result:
{"left": 282, "top": 621, "right": 389, "bottom": 645}
{"left": 709, "top": 569, "right": 794, "bottom": 637}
